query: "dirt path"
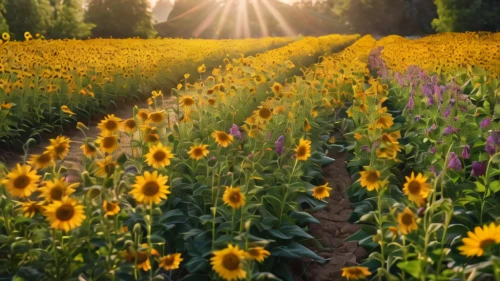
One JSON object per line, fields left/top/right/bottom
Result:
{"left": 294, "top": 151, "right": 366, "bottom": 281}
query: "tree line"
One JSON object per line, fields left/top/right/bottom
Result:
{"left": 0, "top": 0, "right": 498, "bottom": 41}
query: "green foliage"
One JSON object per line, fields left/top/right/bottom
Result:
{"left": 0, "top": 0, "right": 9, "bottom": 34}
{"left": 46, "top": 0, "right": 93, "bottom": 39}
{"left": 432, "top": 0, "right": 500, "bottom": 32}
{"left": 86, "top": 0, "right": 157, "bottom": 38}
{"left": 4, "top": 0, "right": 52, "bottom": 40}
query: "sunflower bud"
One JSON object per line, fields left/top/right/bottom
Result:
{"left": 133, "top": 223, "right": 142, "bottom": 235}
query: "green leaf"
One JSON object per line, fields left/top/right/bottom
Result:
{"left": 397, "top": 260, "right": 423, "bottom": 278}
{"left": 180, "top": 274, "right": 211, "bottom": 281}
{"left": 289, "top": 210, "right": 319, "bottom": 224}
{"left": 490, "top": 180, "right": 500, "bottom": 193}
{"left": 475, "top": 181, "right": 486, "bottom": 192}
{"left": 149, "top": 234, "right": 166, "bottom": 244}
{"left": 185, "top": 257, "right": 209, "bottom": 273}
{"left": 272, "top": 242, "right": 325, "bottom": 262}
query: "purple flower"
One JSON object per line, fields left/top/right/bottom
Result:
{"left": 486, "top": 134, "right": 496, "bottom": 155}
{"left": 471, "top": 161, "right": 487, "bottom": 177}
{"left": 480, "top": 118, "right": 491, "bottom": 129}
{"left": 447, "top": 152, "right": 462, "bottom": 171}
{"left": 462, "top": 145, "right": 470, "bottom": 159}
{"left": 426, "top": 124, "right": 437, "bottom": 134}
{"left": 415, "top": 115, "right": 422, "bottom": 121}
{"left": 229, "top": 124, "right": 242, "bottom": 139}
{"left": 443, "top": 106, "right": 451, "bottom": 118}
{"left": 275, "top": 135, "right": 285, "bottom": 155}
{"left": 443, "top": 126, "right": 454, "bottom": 135}
{"left": 406, "top": 94, "right": 415, "bottom": 110}
{"left": 429, "top": 146, "right": 437, "bottom": 154}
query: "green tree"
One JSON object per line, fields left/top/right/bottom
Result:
{"left": 47, "top": 0, "right": 93, "bottom": 39}
{"left": 432, "top": 0, "right": 500, "bottom": 32}
{"left": 85, "top": 0, "right": 157, "bottom": 38}
{"left": 4, "top": 0, "right": 52, "bottom": 40}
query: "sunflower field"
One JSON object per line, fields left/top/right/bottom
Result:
{"left": 1, "top": 30, "right": 500, "bottom": 281}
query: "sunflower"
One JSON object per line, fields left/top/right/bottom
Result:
{"left": 145, "top": 143, "right": 174, "bottom": 168}
{"left": 211, "top": 244, "right": 247, "bottom": 281}
{"left": 3, "top": 164, "right": 40, "bottom": 198}
{"left": 122, "top": 118, "right": 138, "bottom": 133}
{"left": 96, "top": 133, "right": 119, "bottom": 154}
{"left": 341, "top": 266, "right": 371, "bottom": 280}
{"left": 198, "top": 63, "right": 206, "bottom": 73}
{"left": 398, "top": 207, "right": 418, "bottom": 235}
{"left": 212, "top": 131, "right": 234, "bottom": 147}
{"left": 136, "top": 109, "right": 149, "bottom": 122}
{"left": 81, "top": 141, "right": 98, "bottom": 158}
{"left": 180, "top": 96, "right": 195, "bottom": 107}
{"left": 359, "top": 168, "right": 383, "bottom": 191}
{"left": 458, "top": 223, "right": 500, "bottom": 257}
{"left": 61, "top": 105, "right": 75, "bottom": 116}
{"left": 402, "top": 172, "right": 431, "bottom": 207}
{"left": 122, "top": 248, "right": 156, "bottom": 271}
{"left": 222, "top": 186, "right": 246, "bottom": 209}
{"left": 295, "top": 138, "right": 311, "bottom": 161}
{"left": 256, "top": 106, "right": 272, "bottom": 121}
{"left": 28, "top": 151, "right": 55, "bottom": 169}
{"left": 46, "top": 136, "right": 71, "bottom": 160}
{"left": 374, "top": 114, "right": 394, "bottom": 129}
{"left": 20, "top": 200, "right": 43, "bottom": 218}
{"left": 130, "top": 171, "right": 170, "bottom": 205}
{"left": 312, "top": 183, "right": 332, "bottom": 200}
{"left": 44, "top": 197, "right": 86, "bottom": 232}
{"left": 103, "top": 200, "right": 120, "bottom": 217}
{"left": 376, "top": 147, "right": 398, "bottom": 160}
{"left": 208, "top": 98, "right": 216, "bottom": 106}
{"left": 98, "top": 114, "right": 122, "bottom": 134}
{"left": 188, "top": 144, "right": 209, "bottom": 160}
{"left": 148, "top": 111, "right": 165, "bottom": 123}
{"left": 246, "top": 247, "right": 270, "bottom": 262}
{"left": 271, "top": 82, "right": 283, "bottom": 95}
{"left": 304, "top": 118, "right": 312, "bottom": 132}
{"left": 39, "top": 177, "right": 78, "bottom": 202}
{"left": 95, "top": 156, "right": 117, "bottom": 177}
{"left": 159, "top": 253, "right": 183, "bottom": 270}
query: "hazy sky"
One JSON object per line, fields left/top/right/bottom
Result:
{"left": 147, "top": 0, "right": 299, "bottom": 6}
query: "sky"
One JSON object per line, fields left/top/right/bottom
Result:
{"left": 147, "top": 0, "right": 299, "bottom": 6}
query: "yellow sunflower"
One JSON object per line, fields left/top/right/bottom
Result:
{"left": 122, "top": 248, "right": 155, "bottom": 271}
{"left": 397, "top": 207, "right": 418, "bottom": 235}
{"left": 271, "top": 82, "right": 283, "bottom": 95}
{"left": 28, "top": 151, "right": 55, "bottom": 169}
{"left": 20, "top": 200, "right": 43, "bottom": 218}
{"left": 246, "top": 247, "right": 270, "bottom": 263}
{"left": 295, "top": 138, "right": 311, "bottom": 161}
{"left": 458, "top": 223, "right": 500, "bottom": 257}
{"left": 122, "top": 118, "right": 138, "bottom": 133}
{"left": 188, "top": 144, "right": 209, "bottom": 160}
{"left": 95, "top": 156, "right": 117, "bottom": 178}
{"left": 39, "top": 177, "right": 78, "bottom": 202}
{"left": 222, "top": 186, "right": 246, "bottom": 209}
{"left": 46, "top": 136, "right": 71, "bottom": 160}
{"left": 198, "top": 63, "right": 206, "bottom": 73}
{"left": 103, "top": 200, "right": 120, "bottom": 217}
{"left": 312, "top": 183, "right": 332, "bottom": 200}
{"left": 374, "top": 114, "right": 394, "bottom": 129}
{"left": 210, "top": 244, "right": 247, "bottom": 281}
{"left": 256, "top": 106, "right": 272, "bottom": 121}
{"left": 212, "top": 131, "right": 233, "bottom": 147}
{"left": 159, "top": 253, "right": 183, "bottom": 270}
{"left": 44, "top": 197, "right": 86, "bottom": 232}
{"left": 96, "top": 133, "right": 119, "bottom": 154}
{"left": 136, "top": 109, "right": 149, "bottom": 122}
{"left": 148, "top": 111, "right": 165, "bottom": 124}
{"left": 130, "top": 171, "right": 170, "bottom": 205}
{"left": 145, "top": 143, "right": 174, "bottom": 169}
{"left": 80, "top": 141, "right": 98, "bottom": 158}
{"left": 402, "top": 172, "right": 431, "bottom": 207}
{"left": 359, "top": 168, "right": 382, "bottom": 191}
{"left": 3, "top": 164, "right": 40, "bottom": 198}
{"left": 98, "top": 114, "right": 122, "bottom": 134}
{"left": 61, "top": 105, "right": 75, "bottom": 116}
{"left": 304, "top": 118, "right": 312, "bottom": 132}
{"left": 376, "top": 146, "right": 398, "bottom": 160}
{"left": 180, "top": 96, "right": 195, "bottom": 107}
{"left": 341, "top": 266, "right": 372, "bottom": 280}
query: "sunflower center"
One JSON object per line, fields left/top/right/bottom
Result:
{"left": 136, "top": 251, "right": 149, "bottom": 264}
{"left": 150, "top": 113, "right": 164, "bottom": 123}
{"left": 218, "top": 133, "right": 229, "bottom": 142}
{"left": 125, "top": 119, "right": 136, "bottom": 129}
{"left": 146, "top": 134, "right": 159, "bottom": 142}
{"left": 315, "top": 186, "right": 325, "bottom": 194}
{"left": 13, "top": 175, "right": 31, "bottom": 189}
{"left": 407, "top": 181, "right": 421, "bottom": 195}
{"left": 401, "top": 213, "right": 414, "bottom": 226}
{"left": 259, "top": 108, "right": 271, "bottom": 119}
{"left": 56, "top": 204, "right": 75, "bottom": 221}
{"left": 222, "top": 253, "right": 240, "bottom": 271}
{"left": 366, "top": 171, "right": 379, "bottom": 183}
{"left": 153, "top": 150, "right": 167, "bottom": 162}
{"left": 297, "top": 146, "right": 307, "bottom": 157}
{"left": 163, "top": 256, "right": 175, "bottom": 266}
{"left": 142, "top": 181, "right": 160, "bottom": 196}
{"left": 229, "top": 191, "right": 241, "bottom": 203}
{"left": 54, "top": 144, "right": 67, "bottom": 155}
{"left": 138, "top": 112, "right": 148, "bottom": 121}
{"left": 480, "top": 238, "right": 496, "bottom": 249}
{"left": 346, "top": 268, "right": 363, "bottom": 275}
{"left": 38, "top": 153, "right": 52, "bottom": 164}
{"left": 183, "top": 98, "right": 195, "bottom": 106}
{"left": 194, "top": 148, "right": 203, "bottom": 157}
{"left": 50, "top": 186, "right": 64, "bottom": 201}
{"left": 106, "top": 202, "right": 117, "bottom": 212}
{"left": 103, "top": 136, "right": 117, "bottom": 148}
{"left": 248, "top": 249, "right": 259, "bottom": 257}
{"left": 104, "top": 120, "right": 118, "bottom": 131}
{"left": 273, "top": 85, "right": 280, "bottom": 92}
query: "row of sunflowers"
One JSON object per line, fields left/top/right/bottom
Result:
{"left": 328, "top": 33, "right": 500, "bottom": 280}
{"left": 0, "top": 34, "right": 360, "bottom": 281}
{"left": 0, "top": 33, "right": 294, "bottom": 148}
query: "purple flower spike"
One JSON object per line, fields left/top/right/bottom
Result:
{"left": 229, "top": 124, "right": 242, "bottom": 139}
{"left": 471, "top": 161, "right": 487, "bottom": 177}
{"left": 486, "top": 134, "right": 496, "bottom": 155}
{"left": 462, "top": 145, "right": 470, "bottom": 159}
{"left": 447, "top": 152, "right": 462, "bottom": 171}
{"left": 480, "top": 118, "right": 491, "bottom": 129}
{"left": 275, "top": 135, "right": 285, "bottom": 155}
{"left": 443, "top": 126, "right": 454, "bottom": 135}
